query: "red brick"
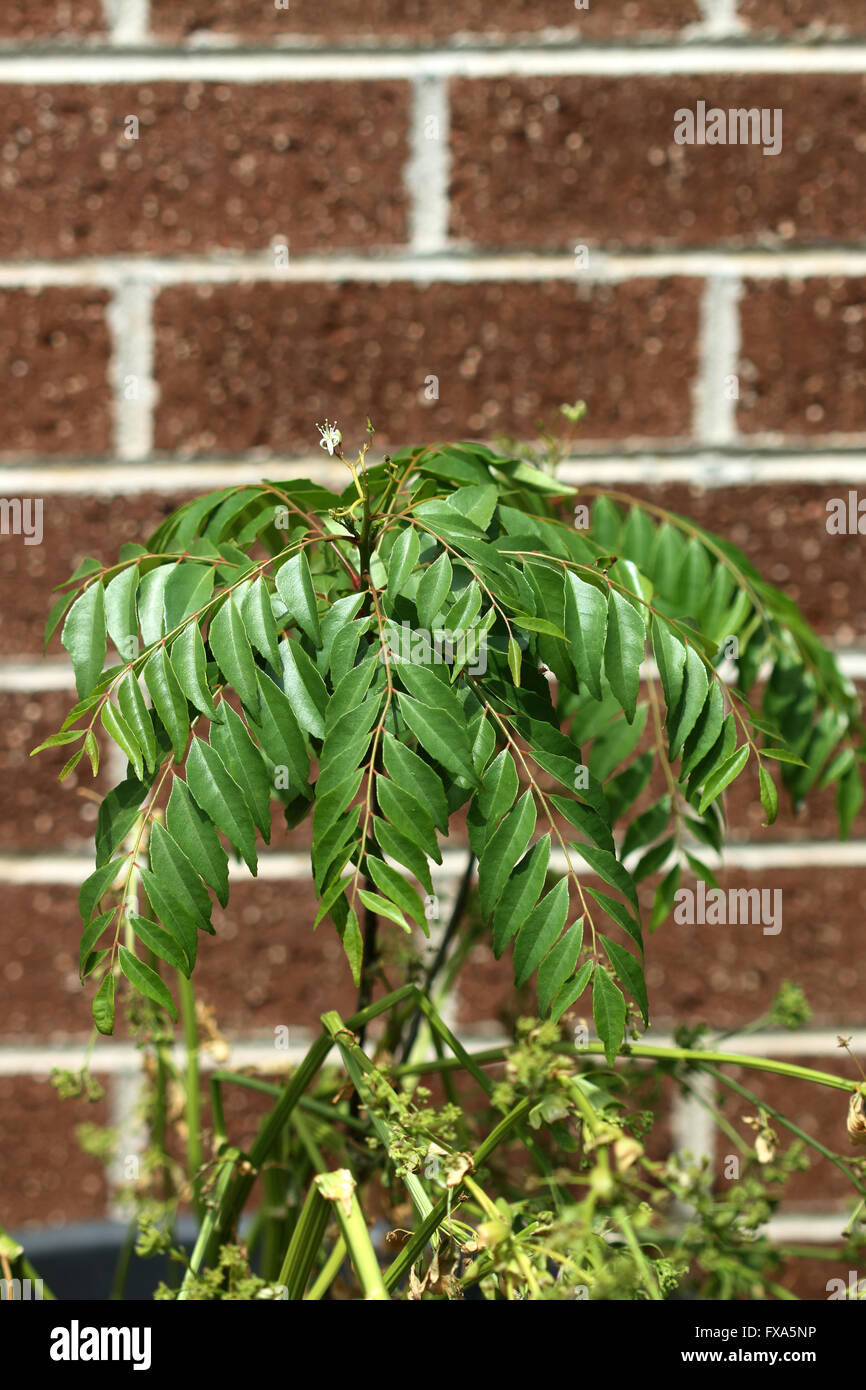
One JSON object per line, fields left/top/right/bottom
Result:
{"left": 740, "top": 0, "right": 866, "bottom": 35}
{"left": 150, "top": 0, "right": 700, "bottom": 41}
{"left": 0, "top": 1, "right": 102, "bottom": 39}
{"left": 0, "top": 690, "right": 114, "bottom": 852}
{"left": 641, "top": 866, "right": 866, "bottom": 1030}
{"left": 153, "top": 278, "right": 700, "bottom": 453}
{"left": 739, "top": 279, "right": 866, "bottom": 437}
{"left": 0, "top": 84, "right": 408, "bottom": 259}
{"left": 450, "top": 76, "right": 866, "bottom": 250}
{"left": 0, "top": 288, "right": 111, "bottom": 457}
{"left": 778, "top": 1253, "right": 865, "bottom": 1299}
{"left": 0, "top": 1074, "right": 109, "bottom": 1228}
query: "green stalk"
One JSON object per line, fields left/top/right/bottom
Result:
{"left": 177, "top": 970, "right": 203, "bottom": 1220}
{"left": 305, "top": 1236, "right": 347, "bottom": 1301}
{"left": 277, "top": 1179, "right": 332, "bottom": 1299}
{"left": 395, "top": 1041, "right": 859, "bottom": 1093}
{"left": 384, "top": 1096, "right": 534, "bottom": 1292}
{"left": 315, "top": 1170, "right": 389, "bottom": 1301}
{"left": 182, "top": 985, "right": 419, "bottom": 1292}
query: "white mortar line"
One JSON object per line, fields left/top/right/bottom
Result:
{"left": 107, "top": 280, "right": 155, "bottom": 462}
{"left": 2, "top": 248, "right": 866, "bottom": 288}
{"left": 407, "top": 73, "right": 450, "bottom": 254}
{"left": 5, "top": 836, "right": 866, "bottom": 887}
{"left": 0, "top": 662, "right": 76, "bottom": 691}
{"left": 2, "top": 45, "right": 866, "bottom": 81}
{"left": 5, "top": 650, "right": 866, "bottom": 693}
{"left": 104, "top": 0, "right": 150, "bottom": 44}
{"left": 6, "top": 448, "right": 866, "bottom": 497}
{"left": 106, "top": 1071, "right": 145, "bottom": 1220}
{"left": 672, "top": 1069, "right": 718, "bottom": 1161}
{"left": 696, "top": 0, "right": 745, "bottom": 40}
{"left": 0, "top": 1027, "right": 861, "bottom": 1076}
{"left": 694, "top": 276, "right": 742, "bottom": 447}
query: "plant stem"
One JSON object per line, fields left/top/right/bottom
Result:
{"left": 177, "top": 970, "right": 203, "bottom": 1220}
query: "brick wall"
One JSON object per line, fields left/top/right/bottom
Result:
{"left": 0, "top": 1, "right": 864, "bottom": 1295}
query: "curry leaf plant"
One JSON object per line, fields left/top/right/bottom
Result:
{"left": 35, "top": 428, "right": 864, "bottom": 1067}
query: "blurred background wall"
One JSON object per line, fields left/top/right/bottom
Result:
{"left": 0, "top": 1, "right": 864, "bottom": 1296}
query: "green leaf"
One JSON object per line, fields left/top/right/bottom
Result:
{"left": 416, "top": 551, "right": 453, "bottom": 629}
{"left": 79, "top": 910, "right": 114, "bottom": 978}
{"left": 130, "top": 913, "right": 191, "bottom": 976}
{"left": 600, "top": 935, "right": 648, "bottom": 1025}
{"left": 372, "top": 817, "right": 433, "bottom": 896}
{"left": 170, "top": 623, "right": 222, "bottom": 722}
{"left": 242, "top": 576, "right": 282, "bottom": 668}
{"left": 210, "top": 705, "right": 272, "bottom": 842}
{"left": 275, "top": 551, "right": 321, "bottom": 644}
{"left": 164, "top": 563, "right": 215, "bottom": 631}
{"left": 492, "top": 835, "right": 551, "bottom": 957}
{"left": 62, "top": 582, "right": 106, "bottom": 698}
{"left": 166, "top": 777, "right": 230, "bottom": 907}
{"left": 100, "top": 700, "right": 144, "bottom": 781}
{"left": 668, "top": 644, "right": 709, "bottom": 760}
{"left": 148, "top": 819, "right": 213, "bottom": 933}
{"left": 117, "top": 671, "right": 157, "bottom": 773}
{"left": 118, "top": 945, "right": 178, "bottom": 1022}
{"left": 760, "top": 746, "right": 808, "bottom": 766}
{"left": 386, "top": 526, "right": 421, "bottom": 597}
{"left": 365, "top": 855, "right": 429, "bottom": 934}
{"left": 79, "top": 857, "right": 123, "bottom": 924}
{"left": 143, "top": 647, "right": 190, "bottom": 763}
{"left": 592, "top": 967, "right": 626, "bottom": 1065}
{"left": 651, "top": 618, "right": 686, "bottom": 716}
{"left": 137, "top": 564, "right": 172, "bottom": 646}
{"left": 186, "top": 736, "right": 258, "bottom": 873}
{"left": 92, "top": 971, "right": 116, "bottom": 1035}
{"left": 358, "top": 889, "right": 411, "bottom": 933}
{"left": 478, "top": 790, "right": 537, "bottom": 918}
{"left": 837, "top": 763, "right": 864, "bottom": 840}
{"left": 375, "top": 777, "right": 441, "bottom": 864}
{"left": 59, "top": 748, "right": 85, "bottom": 781}
{"left": 280, "top": 638, "right": 328, "bottom": 740}
{"left": 254, "top": 668, "right": 311, "bottom": 794}
{"left": 550, "top": 959, "right": 594, "bottom": 1024}
{"left": 569, "top": 841, "right": 639, "bottom": 914}
{"left": 513, "top": 877, "right": 570, "bottom": 987}
{"left": 758, "top": 763, "right": 779, "bottom": 827}
{"left": 564, "top": 573, "right": 607, "bottom": 701}
{"left": 396, "top": 692, "right": 481, "bottom": 789}
{"left": 104, "top": 565, "right": 139, "bottom": 661}
{"left": 31, "top": 729, "right": 84, "bottom": 756}
{"left": 537, "top": 917, "right": 584, "bottom": 1015}
{"left": 382, "top": 733, "right": 449, "bottom": 834}
{"left": 604, "top": 588, "right": 645, "bottom": 724}
{"left": 507, "top": 634, "right": 522, "bottom": 687}
{"left": 166, "top": 778, "right": 230, "bottom": 906}
{"left": 208, "top": 597, "right": 259, "bottom": 710}
{"left": 698, "top": 745, "right": 750, "bottom": 814}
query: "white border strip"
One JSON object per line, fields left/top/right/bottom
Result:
{"left": 2, "top": 45, "right": 866, "bottom": 80}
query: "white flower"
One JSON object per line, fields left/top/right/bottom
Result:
{"left": 316, "top": 420, "right": 342, "bottom": 456}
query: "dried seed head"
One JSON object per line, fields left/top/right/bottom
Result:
{"left": 847, "top": 1090, "right": 866, "bottom": 1146}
